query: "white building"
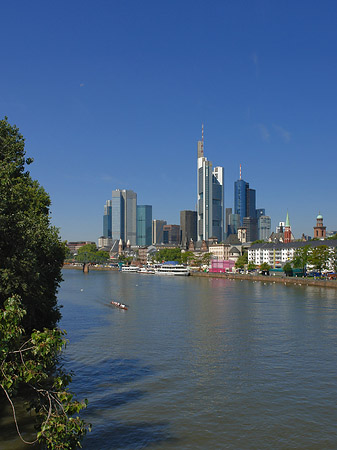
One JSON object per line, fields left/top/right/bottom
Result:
{"left": 248, "top": 240, "right": 337, "bottom": 269}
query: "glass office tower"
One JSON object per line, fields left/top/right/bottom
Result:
{"left": 103, "top": 200, "right": 112, "bottom": 238}
{"left": 197, "top": 128, "right": 224, "bottom": 242}
{"left": 137, "top": 205, "right": 152, "bottom": 246}
{"left": 104, "top": 189, "right": 137, "bottom": 246}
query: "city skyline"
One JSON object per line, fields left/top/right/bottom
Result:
{"left": 1, "top": 1, "right": 337, "bottom": 241}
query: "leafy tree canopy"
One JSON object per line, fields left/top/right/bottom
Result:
{"left": 235, "top": 252, "right": 248, "bottom": 269}
{"left": 0, "top": 117, "right": 64, "bottom": 332}
{"left": 0, "top": 296, "right": 89, "bottom": 449}
{"left": 308, "top": 245, "right": 330, "bottom": 273}
{"left": 292, "top": 245, "right": 311, "bottom": 270}
{"left": 154, "top": 248, "right": 182, "bottom": 263}
{"left": 77, "top": 243, "right": 97, "bottom": 254}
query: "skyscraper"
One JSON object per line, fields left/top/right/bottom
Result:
{"left": 197, "top": 126, "right": 224, "bottom": 242}
{"left": 258, "top": 215, "right": 271, "bottom": 240}
{"left": 103, "top": 189, "right": 137, "bottom": 246}
{"left": 180, "top": 210, "right": 197, "bottom": 248}
{"left": 152, "top": 219, "right": 167, "bottom": 244}
{"left": 234, "top": 166, "right": 256, "bottom": 225}
{"left": 136, "top": 205, "right": 152, "bottom": 246}
{"left": 103, "top": 200, "right": 112, "bottom": 238}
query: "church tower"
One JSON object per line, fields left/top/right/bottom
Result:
{"left": 313, "top": 213, "right": 326, "bottom": 239}
{"left": 284, "top": 211, "right": 292, "bottom": 243}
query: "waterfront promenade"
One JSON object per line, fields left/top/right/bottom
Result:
{"left": 64, "top": 264, "right": 337, "bottom": 289}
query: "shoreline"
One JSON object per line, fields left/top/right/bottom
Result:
{"left": 63, "top": 264, "right": 337, "bottom": 288}
{"left": 190, "top": 271, "right": 337, "bottom": 289}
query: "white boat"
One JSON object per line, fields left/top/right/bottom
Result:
{"left": 121, "top": 266, "right": 139, "bottom": 273}
{"left": 138, "top": 266, "right": 155, "bottom": 274}
{"left": 155, "top": 264, "right": 190, "bottom": 276}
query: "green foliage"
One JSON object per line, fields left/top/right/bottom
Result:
{"left": 0, "top": 117, "right": 65, "bottom": 332}
{"left": 77, "top": 244, "right": 97, "bottom": 254}
{"left": 331, "top": 248, "right": 337, "bottom": 273}
{"left": 283, "top": 262, "right": 293, "bottom": 276}
{"left": 260, "top": 262, "right": 271, "bottom": 274}
{"left": 181, "top": 251, "right": 194, "bottom": 265}
{"left": 251, "top": 240, "right": 265, "bottom": 245}
{"left": 75, "top": 251, "right": 109, "bottom": 264}
{"left": 292, "top": 245, "right": 311, "bottom": 270}
{"left": 1, "top": 296, "right": 90, "bottom": 449}
{"left": 308, "top": 245, "right": 330, "bottom": 273}
{"left": 247, "top": 262, "right": 256, "bottom": 271}
{"left": 235, "top": 252, "right": 248, "bottom": 269}
{"left": 75, "top": 243, "right": 109, "bottom": 264}
{"left": 154, "top": 248, "right": 182, "bottom": 263}
{"left": 64, "top": 244, "right": 72, "bottom": 260}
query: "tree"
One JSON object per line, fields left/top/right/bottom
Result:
{"left": 1, "top": 296, "right": 90, "bottom": 449}
{"left": 292, "top": 245, "right": 311, "bottom": 274}
{"left": 181, "top": 251, "right": 194, "bottom": 265}
{"left": 0, "top": 118, "right": 89, "bottom": 447}
{"left": 331, "top": 247, "right": 337, "bottom": 273}
{"left": 0, "top": 117, "right": 65, "bottom": 332}
{"left": 154, "top": 248, "right": 182, "bottom": 263}
{"left": 260, "top": 262, "right": 271, "bottom": 275}
{"left": 308, "top": 245, "right": 330, "bottom": 274}
{"left": 247, "top": 262, "right": 257, "bottom": 271}
{"left": 283, "top": 262, "right": 293, "bottom": 277}
{"left": 235, "top": 252, "right": 248, "bottom": 269}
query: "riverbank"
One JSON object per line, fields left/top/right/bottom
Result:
{"left": 190, "top": 271, "right": 337, "bottom": 289}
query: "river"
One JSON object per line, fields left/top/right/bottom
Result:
{"left": 2, "top": 269, "right": 337, "bottom": 449}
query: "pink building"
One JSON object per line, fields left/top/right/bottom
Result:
{"left": 209, "top": 259, "right": 235, "bottom": 273}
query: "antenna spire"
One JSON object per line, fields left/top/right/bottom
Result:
{"left": 240, "top": 164, "right": 242, "bottom": 180}
{"left": 201, "top": 123, "right": 204, "bottom": 143}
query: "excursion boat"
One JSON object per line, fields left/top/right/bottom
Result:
{"left": 121, "top": 265, "right": 139, "bottom": 273}
{"left": 138, "top": 266, "right": 155, "bottom": 274}
{"left": 155, "top": 264, "right": 190, "bottom": 276}
{"left": 111, "top": 301, "right": 128, "bottom": 310}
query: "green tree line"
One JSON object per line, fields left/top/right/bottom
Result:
{"left": 0, "top": 117, "right": 89, "bottom": 448}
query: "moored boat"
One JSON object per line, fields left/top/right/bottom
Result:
{"left": 121, "top": 265, "right": 139, "bottom": 273}
{"left": 155, "top": 264, "right": 190, "bottom": 276}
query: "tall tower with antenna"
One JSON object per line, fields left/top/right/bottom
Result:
{"left": 197, "top": 125, "right": 224, "bottom": 242}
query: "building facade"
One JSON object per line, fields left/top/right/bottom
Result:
{"left": 152, "top": 219, "right": 167, "bottom": 244}
{"left": 103, "top": 189, "right": 137, "bottom": 246}
{"left": 197, "top": 126, "right": 224, "bottom": 242}
{"left": 248, "top": 239, "right": 337, "bottom": 268}
{"left": 180, "top": 210, "right": 197, "bottom": 248}
{"left": 163, "top": 224, "right": 180, "bottom": 245}
{"left": 136, "top": 205, "right": 152, "bottom": 246}
{"left": 258, "top": 215, "right": 271, "bottom": 241}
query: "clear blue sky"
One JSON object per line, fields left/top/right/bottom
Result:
{"left": 1, "top": 0, "right": 336, "bottom": 241}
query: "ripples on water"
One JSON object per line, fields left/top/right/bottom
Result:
{"left": 2, "top": 270, "right": 337, "bottom": 450}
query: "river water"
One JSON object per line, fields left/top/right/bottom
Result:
{"left": 2, "top": 269, "right": 337, "bottom": 449}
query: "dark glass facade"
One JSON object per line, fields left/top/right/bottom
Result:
{"left": 136, "top": 205, "right": 152, "bottom": 246}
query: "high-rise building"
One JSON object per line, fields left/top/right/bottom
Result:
{"left": 225, "top": 207, "right": 232, "bottom": 238}
{"left": 103, "top": 200, "right": 112, "bottom": 238}
{"left": 163, "top": 224, "right": 180, "bottom": 245}
{"left": 103, "top": 189, "right": 137, "bottom": 246}
{"left": 152, "top": 219, "right": 167, "bottom": 244}
{"left": 228, "top": 213, "right": 240, "bottom": 236}
{"left": 258, "top": 215, "right": 271, "bottom": 240}
{"left": 256, "top": 208, "right": 265, "bottom": 219}
{"left": 243, "top": 217, "right": 258, "bottom": 242}
{"left": 234, "top": 166, "right": 256, "bottom": 226}
{"left": 197, "top": 126, "right": 224, "bottom": 242}
{"left": 136, "top": 205, "right": 152, "bottom": 246}
{"left": 180, "top": 210, "right": 197, "bottom": 248}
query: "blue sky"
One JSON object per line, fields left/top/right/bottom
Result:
{"left": 1, "top": 0, "right": 337, "bottom": 241}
